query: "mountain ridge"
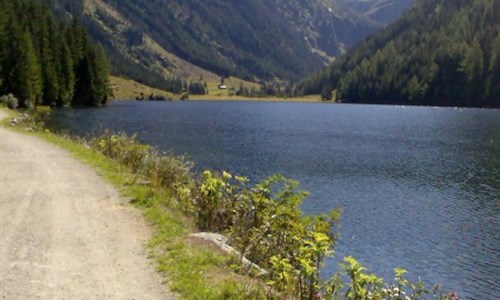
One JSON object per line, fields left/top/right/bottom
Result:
{"left": 45, "top": 0, "right": 382, "bottom": 90}
{"left": 300, "top": 0, "right": 500, "bottom": 108}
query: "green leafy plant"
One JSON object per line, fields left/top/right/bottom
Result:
{"left": 45, "top": 129, "right": 458, "bottom": 300}
{"left": 195, "top": 171, "right": 343, "bottom": 299}
{"left": 342, "top": 256, "right": 384, "bottom": 299}
{"left": 195, "top": 170, "right": 246, "bottom": 231}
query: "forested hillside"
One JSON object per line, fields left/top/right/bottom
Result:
{"left": 300, "top": 0, "right": 500, "bottom": 108}
{"left": 0, "top": 0, "right": 109, "bottom": 108}
{"left": 44, "top": 0, "right": 380, "bottom": 88}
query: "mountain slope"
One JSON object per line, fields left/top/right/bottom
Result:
{"left": 343, "top": 0, "right": 415, "bottom": 23}
{"left": 300, "top": 0, "right": 500, "bottom": 108}
{"left": 45, "top": 0, "right": 380, "bottom": 87}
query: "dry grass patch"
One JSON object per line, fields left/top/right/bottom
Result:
{"left": 110, "top": 76, "right": 174, "bottom": 100}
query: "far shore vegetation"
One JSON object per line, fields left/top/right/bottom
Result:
{"left": 111, "top": 77, "right": 323, "bottom": 103}
{"left": 111, "top": 75, "right": 325, "bottom": 103}
{"left": 1, "top": 105, "right": 459, "bottom": 300}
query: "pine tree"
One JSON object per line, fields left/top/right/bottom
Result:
{"left": 92, "top": 44, "right": 110, "bottom": 106}
{"left": 460, "top": 40, "right": 484, "bottom": 103}
{"left": 16, "top": 31, "right": 43, "bottom": 108}
{"left": 0, "top": 0, "right": 109, "bottom": 108}
{"left": 57, "top": 41, "right": 75, "bottom": 107}
{"left": 320, "top": 84, "right": 333, "bottom": 101}
{"left": 1, "top": 12, "right": 21, "bottom": 97}
{"left": 300, "top": 0, "right": 499, "bottom": 107}
{"left": 70, "top": 24, "right": 111, "bottom": 107}
{"left": 40, "top": 14, "right": 60, "bottom": 106}
{"left": 0, "top": 4, "right": 4, "bottom": 41}
{"left": 69, "top": 20, "right": 87, "bottom": 64}
{"left": 0, "top": 5, "right": 5, "bottom": 92}
{"left": 73, "top": 50, "right": 95, "bottom": 107}
{"left": 486, "top": 35, "right": 500, "bottom": 106}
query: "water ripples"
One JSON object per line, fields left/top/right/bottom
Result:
{"left": 51, "top": 101, "right": 500, "bottom": 299}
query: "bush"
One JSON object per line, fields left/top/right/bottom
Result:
{"left": 0, "top": 94, "right": 19, "bottom": 109}
{"left": 195, "top": 171, "right": 342, "bottom": 299}
{"left": 32, "top": 106, "right": 52, "bottom": 127}
{"left": 92, "top": 132, "right": 151, "bottom": 172}
{"left": 90, "top": 132, "right": 195, "bottom": 211}
{"left": 334, "top": 257, "right": 460, "bottom": 300}
{"left": 86, "top": 132, "right": 456, "bottom": 300}
{"left": 195, "top": 171, "right": 246, "bottom": 231}
{"left": 12, "top": 106, "right": 52, "bottom": 130}
{"left": 188, "top": 82, "right": 206, "bottom": 95}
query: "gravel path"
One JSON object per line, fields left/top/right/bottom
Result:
{"left": 0, "top": 110, "right": 174, "bottom": 299}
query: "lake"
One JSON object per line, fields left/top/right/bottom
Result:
{"left": 51, "top": 100, "right": 499, "bottom": 299}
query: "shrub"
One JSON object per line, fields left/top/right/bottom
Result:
{"left": 90, "top": 132, "right": 195, "bottom": 211}
{"left": 32, "top": 106, "right": 52, "bottom": 128}
{"left": 92, "top": 132, "right": 151, "bottom": 172}
{"left": 188, "top": 82, "right": 206, "bottom": 95}
{"left": 334, "top": 257, "right": 459, "bottom": 300}
{"left": 85, "top": 132, "right": 456, "bottom": 300}
{"left": 0, "top": 94, "right": 19, "bottom": 109}
{"left": 195, "top": 170, "right": 246, "bottom": 231}
{"left": 145, "top": 153, "right": 193, "bottom": 189}
{"left": 195, "top": 171, "right": 342, "bottom": 299}
{"left": 12, "top": 106, "right": 52, "bottom": 130}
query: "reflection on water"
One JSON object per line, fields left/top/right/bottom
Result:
{"left": 51, "top": 101, "right": 500, "bottom": 299}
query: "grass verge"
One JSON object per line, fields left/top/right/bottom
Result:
{"left": 109, "top": 74, "right": 323, "bottom": 102}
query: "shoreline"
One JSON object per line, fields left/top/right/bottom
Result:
{"left": 187, "top": 95, "right": 324, "bottom": 103}
{"left": 109, "top": 75, "right": 326, "bottom": 103}
{"left": 113, "top": 95, "right": 330, "bottom": 103}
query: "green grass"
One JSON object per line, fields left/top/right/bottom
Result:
{"left": 0, "top": 107, "right": 266, "bottom": 299}
{"left": 110, "top": 76, "right": 174, "bottom": 100}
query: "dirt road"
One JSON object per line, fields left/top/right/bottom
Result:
{"left": 0, "top": 110, "right": 173, "bottom": 299}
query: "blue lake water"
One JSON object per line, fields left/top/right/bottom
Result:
{"left": 51, "top": 100, "right": 499, "bottom": 299}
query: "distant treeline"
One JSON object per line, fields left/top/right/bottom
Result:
{"left": 236, "top": 82, "right": 298, "bottom": 99}
{"left": 0, "top": 0, "right": 110, "bottom": 108}
{"left": 299, "top": 0, "right": 500, "bottom": 108}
